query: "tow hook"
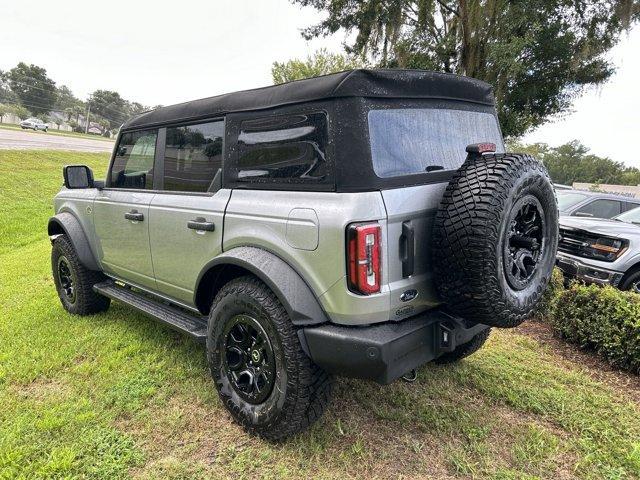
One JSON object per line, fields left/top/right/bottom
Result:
{"left": 401, "top": 369, "right": 418, "bottom": 383}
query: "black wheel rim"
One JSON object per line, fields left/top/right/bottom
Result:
{"left": 57, "top": 256, "right": 76, "bottom": 303}
{"left": 631, "top": 280, "right": 640, "bottom": 295}
{"left": 222, "top": 314, "right": 276, "bottom": 404}
{"left": 504, "top": 196, "right": 546, "bottom": 291}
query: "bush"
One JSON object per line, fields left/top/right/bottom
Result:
{"left": 551, "top": 283, "right": 640, "bottom": 372}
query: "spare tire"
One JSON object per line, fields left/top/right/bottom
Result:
{"left": 432, "top": 153, "right": 558, "bottom": 328}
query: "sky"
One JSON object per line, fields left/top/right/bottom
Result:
{"left": 2, "top": 1, "right": 639, "bottom": 169}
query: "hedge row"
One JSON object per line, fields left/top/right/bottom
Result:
{"left": 540, "top": 269, "right": 640, "bottom": 373}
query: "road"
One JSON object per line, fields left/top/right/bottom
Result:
{"left": 0, "top": 128, "right": 114, "bottom": 153}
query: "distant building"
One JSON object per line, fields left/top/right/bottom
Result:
{"left": 87, "top": 122, "right": 104, "bottom": 135}
{"left": 573, "top": 183, "right": 640, "bottom": 199}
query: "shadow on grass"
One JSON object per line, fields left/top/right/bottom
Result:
{"left": 75, "top": 303, "right": 640, "bottom": 479}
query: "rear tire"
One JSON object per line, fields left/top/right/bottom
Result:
{"left": 433, "top": 154, "right": 558, "bottom": 328}
{"left": 435, "top": 328, "right": 491, "bottom": 364}
{"left": 207, "top": 276, "right": 332, "bottom": 441}
{"left": 51, "top": 235, "right": 110, "bottom": 315}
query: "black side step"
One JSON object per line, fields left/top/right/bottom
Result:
{"left": 93, "top": 280, "right": 208, "bottom": 342}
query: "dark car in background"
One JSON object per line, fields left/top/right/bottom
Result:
{"left": 557, "top": 190, "right": 640, "bottom": 219}
{"left": 556, "top": 206, "right": 640, "bottom": 292}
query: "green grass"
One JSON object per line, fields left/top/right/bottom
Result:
{"left": 0, "top": 149, "right": 639, "bottom": 479}
{"left": 0, "top": 123, "right": 115, "bottom": 142}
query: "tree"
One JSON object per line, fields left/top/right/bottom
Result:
{"left": 7, "top": 63, "right": 57, "bottom": 115}
{"left": 294, "top": 0, "right": 639, "bottom": 137}
{"left": 55, "top": 85, "right": 83, "bottom": 112}
{"left": 510, "top": 140, "right": 640, "bottom": 185}
{"left": 88, "top": 90, "right": 151, "bottom": 129}
{"left": 272, "top": 49, "right": 367, "bottom": 84}
{"left": 12, "top": 105, "right": 30, "bottom": 120}
{"left": 128, "top": 102, "right": 148, "bottom": 116}
{"left": 72, "top": 105, "right": 84, "bottom": 124}
{"left": 89, "top": 90, "right": 127, "bottom": 128}
{"left": 0, "top": 103, "right": 11, "bottom": 123}
{"left": 0, "top": 71, "right": 18, "bottom": 104}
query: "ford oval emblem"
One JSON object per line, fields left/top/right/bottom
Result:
{"left": 400, "top": 289, "right": 418, "bottom": 302}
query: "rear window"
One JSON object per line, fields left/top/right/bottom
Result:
{"left": 368, "top": 108, "right": 504, "bottom": 178}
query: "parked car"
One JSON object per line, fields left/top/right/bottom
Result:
{"left": 20, "top": 117, "right": 48, "bottom": 131}
{"left": 48, "top": 69, "right": 558, "bottom": 439}
{"left": 557, "top": 190, "right": 640, "bottom": 219}
{"left": 557, "top": 206, "right": 640, "bottom": 292}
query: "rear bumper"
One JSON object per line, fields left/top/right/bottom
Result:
{"left": 300, "top": 310, "right": 488, "bottom": 384}
{"left": 556, "top": 253, "right": 624, "bottom": 287}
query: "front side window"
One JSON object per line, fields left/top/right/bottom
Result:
{"left": 368, "top": 108, "right": 504, "bottom": 178}
{"left": 164, "top": 121, "right": 224, "bottom": 192}
{"left": 575, "top": 199, "right": 622, "bottom": 219}
{"left": 615, "top": 206, "right": 640, "bottom": 224}
{"left": 110, "top": 129, "right": 158, "bottom": 189}
{"left": 234, "top": 112, "right": 328, "bottom": 183}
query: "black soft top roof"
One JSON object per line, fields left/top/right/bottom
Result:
{"left": 122, "top": 69, "right": 494, "bottom": 130}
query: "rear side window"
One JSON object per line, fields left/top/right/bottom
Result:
{"left": 232, "top": 112, "right": 329, "bottom": 184}
{"left": 164, "top": 121, "right": 224, "bottom": 192}
{"left": 368, "top": 108, "right": 504, "bottom": 178}
{"left": 110, "top": 129, "right": 158, "bottom": 189}
{"left": 557, "top": 192, "right": 588, "bottom": 212}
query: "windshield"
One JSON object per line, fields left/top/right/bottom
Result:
{"left": 614, "top": 206, "right": 640, "bottom": 224}
{"left": 557, "top": 191, "right": 588, "bottom": 212}
{"left": 368, "top": 108, "right": 504, "bottom": 178}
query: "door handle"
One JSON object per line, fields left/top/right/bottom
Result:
{"left": 187, "top": 217, "right": 215, "bottom": 232}
{"left": 124, "top": 210, "right": 144, "bottom": 221}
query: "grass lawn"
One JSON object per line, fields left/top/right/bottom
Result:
{"left": 0, "top": 123, "right": 115, "bottom": 142}
{"left": 0, "top": 149, "right": 639, "bottom": 479}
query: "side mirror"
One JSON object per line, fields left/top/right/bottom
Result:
{"left": 63, "top": 165, "right": 94, "bottom": 189}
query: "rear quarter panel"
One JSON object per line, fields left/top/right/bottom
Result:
{"left": 223, "top": 189, "right": 390, "bottom": 325}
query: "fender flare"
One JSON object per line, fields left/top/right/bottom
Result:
{"left": 195, "top": 246, "right": 329, "bottom": 326}
{"left": 48, "top": 212, "right": 100, "bottom": 271}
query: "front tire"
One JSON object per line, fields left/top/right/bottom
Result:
{"left": 51, "top": 235, "right": 110, "bottom": 315}
{"left": 207, "top": 276, "right": 332, "bottom": 441}
{"left": 620, "top": 270, "right": 640, "bottom": 294}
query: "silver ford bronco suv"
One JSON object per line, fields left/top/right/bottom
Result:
{"left": 49, "top": 69, "right": 558, "bottom": 440}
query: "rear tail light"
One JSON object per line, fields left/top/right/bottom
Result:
{"left": 347, "top": 223, "right": 382, "bottom": 295}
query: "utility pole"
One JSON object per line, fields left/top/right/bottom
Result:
{"left": 84, "top": 102, "right": 91, "bottom": 134}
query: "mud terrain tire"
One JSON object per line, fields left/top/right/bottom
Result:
{"left": 433, "top": 154, "right": 558, "bottom": 328}
{"left": 207, "top": 276, "right": 332, "bottom": 441}
{"left": 51, "top": 235, "right": 111, "bottom": 315}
